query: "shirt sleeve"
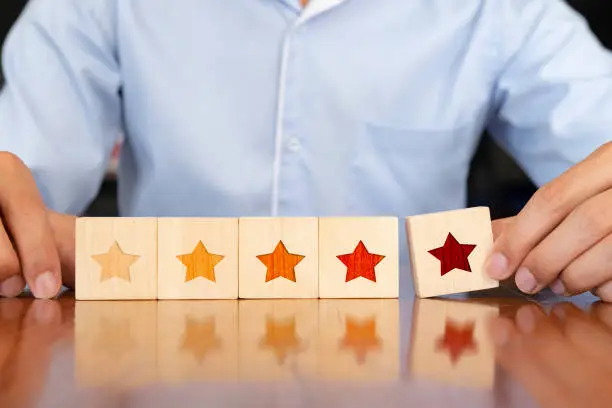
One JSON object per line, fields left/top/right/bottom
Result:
{"left": 0, "top": 0, "right": 121, "bottom": 214}
{"left": 488, "top": 0, "right": 612, "bottom": 187}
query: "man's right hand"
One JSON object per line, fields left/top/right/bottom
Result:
{"left": 0, "top": 152, "right": 75, "bottom": 299}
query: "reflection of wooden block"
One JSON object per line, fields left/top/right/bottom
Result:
{"left": 75, "top": 301, "right": 157, "bottom": 387}
{"left": 319, "top": 217, "right": 398, "bottom": 298}
{"left": 76, "top": 218, "right": 157, "bottom": 300}
{"left": 405, "top": 207, "right": 498, "bottom": 298}
{"left": 157, "top": 218, "right": 238, "bottom": 299}
{"left": 157, "top": 301, "right": 238, "bottom": 381}
{"left": 318, "top": 299, "right": 399, "bottom": 380}
{"left": 238, "top": 300, "right": 318, "bottom": 380}
{"left": 238, "top": 218, "right": 318, "bottom": 299}
{"left": 408, "top": 298, "right": 498, "bottom": 388}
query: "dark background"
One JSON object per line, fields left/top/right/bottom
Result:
{"left": 1, "top": 1, "right": 611, "bottom": 217}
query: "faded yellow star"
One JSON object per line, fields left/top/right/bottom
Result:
{"left": 92, "top": 241, "right": 140, "bottom": 282}
{"left": 94, "top": 317, "right": 137, "bottom": 358}
{"left": 177, "top": 241, "right": 225, "bottom": 282}
{"left": 180, "top": 316, "right": 222, "bottom": 363}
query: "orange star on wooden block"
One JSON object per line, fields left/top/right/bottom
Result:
{"left": 177, "top": 241, "right": 225, "bottom": 283}
{"left": 337, "top": 240, "right": 385, "bottom": 283}
{"left": 339, "top": 316, "right": 381, "bottom": 365}
{"left": 92, "top": 241, "right": 140, "bottom": 282}
{"left": 257, "top": 241, "right": 305, "bottom": 283}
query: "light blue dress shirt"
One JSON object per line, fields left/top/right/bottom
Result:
{"left": 0, "top": 0, "right": 611, "bottom": 218}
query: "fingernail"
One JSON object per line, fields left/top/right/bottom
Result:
{"left": 517, "top": 306, "right": 536, "bottom": 333}
{"left": 33, "top": 272, "right": 59, "bottom": 299}
{"left": 550, "top": 279, "right": 566, "bottom": 296}
{"left": 515, "top": 267, "right": 538, "bottom": 294}
{"left": 0, "top": 276, "right": 24, "bottom": 298}
{"left": 33, "top": 300, "right": 55, "bottom": 325}
{"left": 486, "top": 252, "right": 509, "bottom": 280}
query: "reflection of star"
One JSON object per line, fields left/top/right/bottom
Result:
{"left": 177, "top": 241, "right": 224, "bottom": 282}
{"left": 92, "top": 241, "right": 140, "bottom": 282}
{"left": 180, "top": 317, "right": 222, "bottom": 363}
{"left": 337, "top": 241, "right": 385, "bottom": 283}
{"left": 94, "top": 318, "right": 137, "bottom": 358}
{"left": 257, "top": 241, "right": 305, "bottom": 283}
{"left": 259, "top": 316, "right": 304, "bottom": 364}
{"left": 428, "top": 233, "right": 476, "bottom": 276}
{"left": 435, "top": 320, "right": 477, "bottom": 365}
{"left": 339, "top": 316, "right": 381, "bottom": 365}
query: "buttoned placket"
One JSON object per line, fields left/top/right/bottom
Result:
{"left": 269, "top": 0, "right": 350, "bottom": 216}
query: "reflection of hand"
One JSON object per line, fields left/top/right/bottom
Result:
{"left": 488, "top": 302, "right": 612, "bottom": 408}
{"left": 485, "top": 143, "right": 612, "bottom": 301}
{"left": 0, "top": 299, "right": 72, "bottom": 407}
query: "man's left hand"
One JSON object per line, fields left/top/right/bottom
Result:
{"left": 486, "top": 142, "right": 612, "bottom": 301}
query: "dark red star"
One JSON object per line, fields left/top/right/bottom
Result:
{"left": 435, "top": 319, "right": 478, "bottom": 365}
{"left": 428, "top": 233, "right": 476, "bottom": 276}
{"left": 337, "top": 241, "right": 385, "bottom": 283}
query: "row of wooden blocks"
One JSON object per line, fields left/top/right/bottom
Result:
{"left": 76, "top": 207, "right": 498, "bottom": 300}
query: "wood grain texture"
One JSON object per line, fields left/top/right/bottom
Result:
{"left": 76, "top": 217, "right": 157, "bottom": 300}
{"left": 319, "top": 217, "right": 398, "bottom": 298}
{"left": 157, "top": 301, "right": 238, "bottom": 381}
{"left": 428, "top": 233, "right": 476, "bottom": 276}
{"left": 257, "top": 241, "right": 305, "bottom": 283}
{"left": 157, "top": 218, "right": 238, "bottom": 300}
{"left": 405, "top": 207, "right": 498, "bottom": 298}
{"left": 408, "top": 298, "right": 498, "bottom": 388}
{"left": 238, "top": 300, "right": 318, "bottom": 380}
{"left": 239, "top": 218, "right": 318, "bottom": 299}
{"left": 318, "top": 299, "right": 399, "bottom": 380}
{"left": 75, "top": 301, "right": 158, "bottom": 387}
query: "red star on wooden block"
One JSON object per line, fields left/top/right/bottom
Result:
{"left": 435, "top": 319, "right": 478, "bottom": 365}
{"left": 428, "top": 233, "right": 476, "bottom": 276}
{"left": 337, "top": 241, "right": 385, "bottom": 283}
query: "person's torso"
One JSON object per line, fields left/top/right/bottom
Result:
{"left": 115, "top": 0, "right": 499, "bottom": 217}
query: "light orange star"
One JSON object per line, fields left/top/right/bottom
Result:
{"left": 92, "top": 241, "right": 140, "bottom": 282}
{"left": 339, "top": 316, "right": 382, "bottom": 365}
{"left": 180, "top": 317, "right": 222, "bottom": 363}
{"left": 257, "top": 241, "right": 305, "bottom": 282}
{"left": 177, "top": 241, "right": 225, "bottom": 282}
{"left": 259, "top": 316, "right": 304, "bottom": 364}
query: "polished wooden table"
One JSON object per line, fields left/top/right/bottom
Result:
{"left": 0, "top": 289, "right": 610, "bottom": 408}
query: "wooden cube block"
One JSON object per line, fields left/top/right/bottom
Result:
{"left": 238, "top": 300, "right": 319, "bottom": 380}
{"left": 157, "top": 218, "right": 238, "bottom": 299}
{"left": 75, "top": 301, "right": 158, "bottom": 387}
{"left": 407, "top": 298, "right": 499, "bottom": 388}
{"left": 157, "top": 301, "right": 238, "bottom": 381}
{"left": 318, "top": 299, "right": 399, "bottom": 380}
{"left": 319, "top": 217, "right": 398, "bottom": 298}
{"left": 76, "top": 217, "right": 157, "bottom": 300}
{"left": 238, "top": 217, "right": 318, "bottom": 298}
{"left": 405, "top": 207, "right": 498, "bottom": 298}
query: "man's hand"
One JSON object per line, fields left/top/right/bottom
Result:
{"left": 485, "top": 142, "right": 612, "bottom": 301}
{"left": 0, "top": 152, "right": 75, "bottom": 299}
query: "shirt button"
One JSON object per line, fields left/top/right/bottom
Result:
{"left": 287, "top": 138, "right": 301, "bottom": 152}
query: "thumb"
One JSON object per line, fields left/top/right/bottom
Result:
{"left": 492, "top": 216, "right": 515, "bottom": 241}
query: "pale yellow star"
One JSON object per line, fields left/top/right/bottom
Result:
{"left": 177, "top": 241, "right": 225, "bottom": 283}
{"left": 92, "top": 241, "right": 140, "bottom": 282}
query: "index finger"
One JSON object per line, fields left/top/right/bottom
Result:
{"left": 0, "top": 153, "right": 61, "bottom": 299}
{"left": 485, "top": 142, "right": 612, "bottom": 282}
